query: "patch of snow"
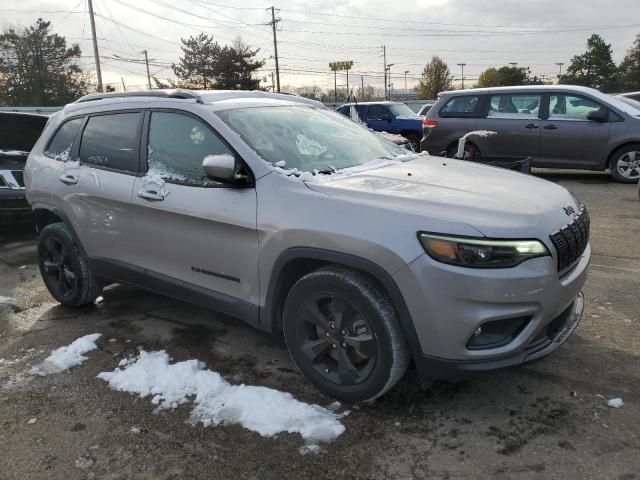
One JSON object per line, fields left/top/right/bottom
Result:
{"left": 87, "top": 170, "right": 100, "bottom": 187}
{"left": 30, "top": 333, "right": 102, "bottom": 376}
{"left": 607, "top": 398, "right": 624, "bottom": 408}
{"left": 275, "top": 160, "right": 286, "bottom": 167}
{"left": 299, "top": 444, "right": 321, "bottom": 455}
{"left": 464, "top": 130, "right": 498, "bottom": 139}
{"left": 0, "top": 296, "right": 13, "bottom": 304}
{"left": 274, "top": 152, "right": 423, "bottom": 184}
{"left": 108, "top": 338, "right": 117, "bottom": 343}
{"left": 75, "top": 456, "right": 95, "bottom": 470}
{"left": 97, "top": 350, "right": 345, "bottom": 445}
{"left": 131, "top": 426, "right": 141, "bottom": 434}
{"left": 0, "top": 149, "right": 30, "bottom": 157}
{"left": 27, "top": 417, "right": 37, "bottom": 424}
{"left": 94, "top": 296, "right": 104, "bottom": 305}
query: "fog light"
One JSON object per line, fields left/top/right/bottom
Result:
{"left": 467, "top": 316, "right": 531, "bottom": 350}
{"left": 473, "top": 327, "right": 483, "bottom": 337}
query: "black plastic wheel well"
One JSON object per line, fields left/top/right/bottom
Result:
{"left": 33, "top": 209, "right": 63, "bottom": 233}
{"left": 268, "top": 258, "right": 391, "bottom": 333}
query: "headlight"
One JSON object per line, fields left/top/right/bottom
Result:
{"left": 418, "top": 233, "right": 549, "bottom": 268}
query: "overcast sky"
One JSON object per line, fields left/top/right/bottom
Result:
{"left": 2, "top": 0, "right": 639, "bottom": 92}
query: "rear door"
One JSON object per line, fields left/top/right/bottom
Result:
{"left": 71, "top": 111, "right": 143, "bottom": 266}
{"left": 131, "top": 110, "right": 258, "bottom": 304}
{"left": 538, "top": 93, "right": 611, "bottom": 168}
{"left": 479, "top": 92, "right": 542, "bottom": 160}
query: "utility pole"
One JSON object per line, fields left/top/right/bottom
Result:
{"left": 334, "top": 70, "right": 337, "bottom": 102}
{"left": 361, "top": 75, "right": 364, "bottom": 98}
{"left": 269, "top": 7, "right": 281, "bottom": 92}
{"left": 121, "top": 77, "right": 126, "bottom": 92}
{"left": 270, "top": 71, "right": 275, "bottom": 92}
{"left": 556, "top": 62, "right": 564, "bottom": 79}
{"left": 87, "top": 0, "right": 103, "bottom": 92}
{"left": 386, "top": 63, "right": 394, "bottom": 100}
{"left": 457, "top": 63, "right": 466, "bottom": 89}
{"left": 143, "top": 50, "right": 152, "bottom": 89}
{"left": 404, "top": 70, "right": 409, "bottom": 99}
{"left": 383, "top": 45, "right": 387, "bottom": 101}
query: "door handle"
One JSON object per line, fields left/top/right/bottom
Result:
{"left": 525, "top": 123, "right": 539, "bottom": 129}
{"left": 58, "top": 174, "right": 79, "bottom": 185}
{"left": 137, "top": 189, "right": 165, "bottom": 201}
{"left": 544, "top": 124, "right": 558, "bottom": 130}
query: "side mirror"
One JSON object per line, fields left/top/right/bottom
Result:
{"left": 587, "top": 110, "right": 608, "bottom": 123}
{"left": 202, "top": 154, "right": 236, "bottom": 184}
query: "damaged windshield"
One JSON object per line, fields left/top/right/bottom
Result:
{"left": 217, "top": 105, "right": 407, "bottom": 173}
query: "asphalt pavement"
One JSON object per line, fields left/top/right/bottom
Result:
{"left": 0, "top": 170, "right": 638, "bottom": 480}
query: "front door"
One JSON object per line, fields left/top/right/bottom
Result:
{"left": 538, "top": 93, "right": 611, "bottom": 168}
{"left": 478, "top": 92, "right": 542, "bottom": 160}
{"left": 131, "top": 110, "right": 258, "bottom": 305}
{"left": 366, "top": 105, "right": 395, "bottom": 133}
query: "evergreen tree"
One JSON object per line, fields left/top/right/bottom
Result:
{"left": 618, "top": 33, "right": 640, "bottom": 92}
{"left": 0, "top": 19, "right": 88, "bottom": 106}
{"left": 561, "top": 34, "right": 619, "bottom": 92}
{"left": 172, "top": 34, "right": 264, "bottom": 90}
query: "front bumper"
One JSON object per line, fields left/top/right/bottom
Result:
{"left": 0, "top": 188, "right": 31, "bottom": 216}
{"left": 394, "top": 244, "right": 590, "bottom": 381}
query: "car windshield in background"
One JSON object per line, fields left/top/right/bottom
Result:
{"left": 388, "top": 103, "right": 418, "bottom": 117}
{"left": 217, "top": 106, "right": 407, "bottom": 173}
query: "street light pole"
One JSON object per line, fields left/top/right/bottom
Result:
{"left": 556, "top": 62, "right": 564, "bottom": 79}
{"left": 404, "top": 70, "right": 409, "bottom": 99}
{"left": 457, "top": 63, "right": 466, "bottom": 89}
{"left": 386, "top": 63, "right": 395, "bottom": 100}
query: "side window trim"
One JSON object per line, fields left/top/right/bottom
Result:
{"left": 43, "top": 115, "right": 86, "bottom": 160}
{"left": 142, "top": 108, "right": 255, "bottom": 188}
{"left": 77, "top": 109, "right": 145, "bottom": 175}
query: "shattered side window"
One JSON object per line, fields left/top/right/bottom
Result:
{"left": 79, "top": 112, "right": 142, "bottom": 172}
{"left": 45, "top": 117, "right": 84, "bottom": 162}
{"left": 146, "top": 112, "right": 232, "bottom": 186}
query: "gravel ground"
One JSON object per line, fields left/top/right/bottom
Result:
{"left": 0, "top": 170, "right": 638, "bottom": 480}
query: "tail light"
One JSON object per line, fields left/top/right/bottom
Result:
{"left": 422, "top": 119, "right": 438, "bottom": 128}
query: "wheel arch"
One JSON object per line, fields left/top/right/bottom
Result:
{"left": 33, "top": 205, "right": 88, "bottom": 257}
{"left": 261, "top": 247, "right": 422, "bottom": 361}
{"left": 606, "top": 141, "right": 640, "bottom": 168}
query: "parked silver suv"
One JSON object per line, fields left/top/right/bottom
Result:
{"left": 421, "top": 85, "right": 640, "bottom": 183}
{"left": 25, "top": 90, "right": 590, "bottom": 402}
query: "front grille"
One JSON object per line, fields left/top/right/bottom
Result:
{"left": 11, "top": 170, "right": 24, "bottom": 187}
{"left": 550, "top": 205, "right": 590, "bottom": 271}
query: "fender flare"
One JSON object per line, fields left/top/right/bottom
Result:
{"left": 261, "top": 247, "right": 423, "bottom": 360}
{"left": 32, "top": 204, "right": 88, "bottom": 257}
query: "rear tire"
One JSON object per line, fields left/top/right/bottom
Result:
{"left": 283, "top": 267, "right": 409, "bottom": 403}
{"left": 38, "top": 223, "right": 103, "bottom": 307}
{"left": 447, "top": 142, "right": 482, "bottom": 161}
{"left": 610, "top": 144, "right": 640, "bottom": 183}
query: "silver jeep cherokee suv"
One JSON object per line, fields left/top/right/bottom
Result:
{"left": 25, "top": 90, "right": 590, "bottom": 402}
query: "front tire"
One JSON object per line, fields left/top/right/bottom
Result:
{"left": 38, "top": 223, "right": 103, "bottom": 307}
{"left": 283, "top": 267, "right": 409, "bottom": 403}
{"left": 610, "top": 144, "right": 640, "bottom": 183}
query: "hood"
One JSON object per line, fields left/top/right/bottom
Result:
{"left": 304, "top": 157, "right": 580, "bottom": 239}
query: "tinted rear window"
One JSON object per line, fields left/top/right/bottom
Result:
{"left": 79, "top": 113, "right": 142, "bottom": 172}
{"left": 0, "top": 114, "right": 47, "bottom": 152}
{"left": 440, "top": 95, "right": 481, "bottom": 115}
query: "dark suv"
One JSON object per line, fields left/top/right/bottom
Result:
{"left": 421, "top": 85, "right": 640, "bottom": 183}
{"left": 1, "top": 112, "right": 49, "bottom": 218}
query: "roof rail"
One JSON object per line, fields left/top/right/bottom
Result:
{"left": 75, "top": 89, "right": 203, "bottom": 104}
